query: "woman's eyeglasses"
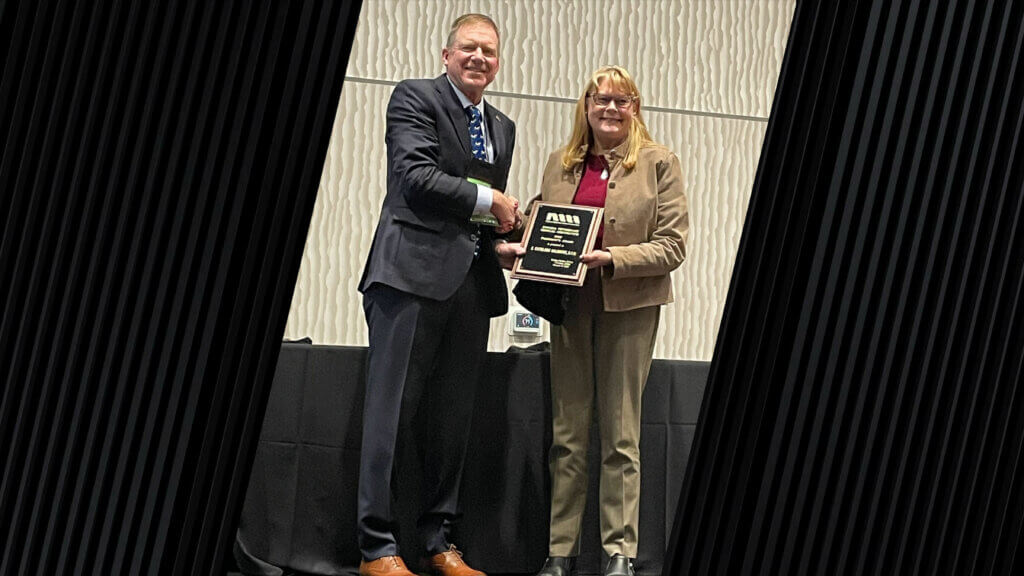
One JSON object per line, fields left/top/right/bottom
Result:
{"left": 588, "top": 93, "right": 636, "bottom": 108}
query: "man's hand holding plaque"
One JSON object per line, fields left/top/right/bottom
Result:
{"left": 510, "top": 201, "right": 604, "bottom": 286}
{"left": 579, "top": 249, "right": 613, "bottom": 269}
{"left": 495, "top": 240, "right": 526, "bottom": 269}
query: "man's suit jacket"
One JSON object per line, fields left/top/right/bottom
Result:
{"left": 359, "top": 74, "right": 516, "bottom": 317}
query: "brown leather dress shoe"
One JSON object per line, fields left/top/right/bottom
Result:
{"left": 422, "top": 544, "right": 486, "bottom": 576}
{"left": 359, "top": 555, "right": 416, "bottom": 576}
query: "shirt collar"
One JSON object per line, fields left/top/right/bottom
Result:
{"left": 446, "top": 75, "right": 486, "bottom": 117}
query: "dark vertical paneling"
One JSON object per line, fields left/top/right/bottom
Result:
{"left": 666, "top": 0, "right": 1024, "bottom": 575}
{"left": 0, "top": 1, "right": 362, "bottom": 574}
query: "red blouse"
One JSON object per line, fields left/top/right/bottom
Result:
{"left": 574, "top": 153, "right": 610, "bottom": 247}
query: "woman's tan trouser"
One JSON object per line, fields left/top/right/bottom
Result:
{"left": 547, "top": 273, "right": 660, "bottom": 558}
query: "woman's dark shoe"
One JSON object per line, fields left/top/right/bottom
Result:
{"left": 535, "top": 556, "right": 576, "bottom": 576}
{"left": 603, "top": 554, "right": 634, "bottom": 576}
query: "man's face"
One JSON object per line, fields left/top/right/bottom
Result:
{"left": 443, "top": 22, "right": 499, "bottom": 103}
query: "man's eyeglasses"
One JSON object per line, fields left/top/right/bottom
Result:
{"left": 588, "top": 93, "right": 636, "bottom": 108}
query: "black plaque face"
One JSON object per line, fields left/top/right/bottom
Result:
{"left": 511, "top": 202, "right": 603, "bottom": 286}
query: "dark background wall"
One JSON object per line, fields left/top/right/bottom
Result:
{"left": 0, "top": 1, "right": 362, "bottom": 574}
{"left": 668, "top": 1, "right": 1024, "bottom": 575}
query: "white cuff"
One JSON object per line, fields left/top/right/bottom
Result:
{"left": 473, "top": 183, "right": 493, "bottom": 214}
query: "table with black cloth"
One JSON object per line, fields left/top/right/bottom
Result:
{"left": 236, "top": 343, "right": 707, "bottom": 576}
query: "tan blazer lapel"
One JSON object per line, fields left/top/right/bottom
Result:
{"left": 545, "top": 163, "right": 582, "bottom": 205}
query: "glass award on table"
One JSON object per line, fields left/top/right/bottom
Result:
{"left": 467, "top": 157, "right": 501, "bottom": 226}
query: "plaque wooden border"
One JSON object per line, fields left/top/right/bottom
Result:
{"left": 511, "top": 201, "right": 604, "bottom": 286}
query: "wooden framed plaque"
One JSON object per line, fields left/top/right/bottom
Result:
{"left": 511, "top": 201, "right": 603, "bottom": 286}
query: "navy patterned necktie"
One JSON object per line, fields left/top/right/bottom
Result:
{"left": 466, "top": 106, "right": 487, "bottom": 161}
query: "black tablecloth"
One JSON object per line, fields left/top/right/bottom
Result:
{"left": 237, "top": 344, "right": 707, "bottom": 576}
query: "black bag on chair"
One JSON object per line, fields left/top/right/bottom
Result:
{"left": 512, "top": 280, "right": 567, "bottom": 325}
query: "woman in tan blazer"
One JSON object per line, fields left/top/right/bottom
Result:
{"left": 531, "top": 66, "right": 688, "bottom": 576}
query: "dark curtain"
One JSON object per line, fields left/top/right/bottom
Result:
{"left": 667, "top": 1, "right": 1024, "bottom": 575}
{"left": 0, "top": 1, "right": 362, "bottom": 574}
{"left": 237, "top": 344, "right": 709, "bottom": 576}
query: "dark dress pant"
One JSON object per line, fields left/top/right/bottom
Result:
{"left": 357, "top": 259, "right": 491, "bottom": 561}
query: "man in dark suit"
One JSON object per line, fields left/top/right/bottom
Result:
{"left": 356, "top": 13, "right": 523, "bottom": 576}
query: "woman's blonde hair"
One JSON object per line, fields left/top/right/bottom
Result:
{"left": 560, "top": 65, "right": 654, "bottom": 171}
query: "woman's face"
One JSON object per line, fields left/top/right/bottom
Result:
{"left": 586, "top": 79, "right": 636, "bottom": 148}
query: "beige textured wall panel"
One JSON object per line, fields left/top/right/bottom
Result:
{"left": 283, "top": 82, "right": 391, "bottom": 346}
{"left": 284, "top": 0, "right": 793, "bottom": 361}
{"left": 347, "top": 0, "right": 795, "bottom": 117}
{"left": 644, "top": 110, "right": 767, "bottom": 360}
{"left": 284, "top": 86, "right": 767, "bottom": 360}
